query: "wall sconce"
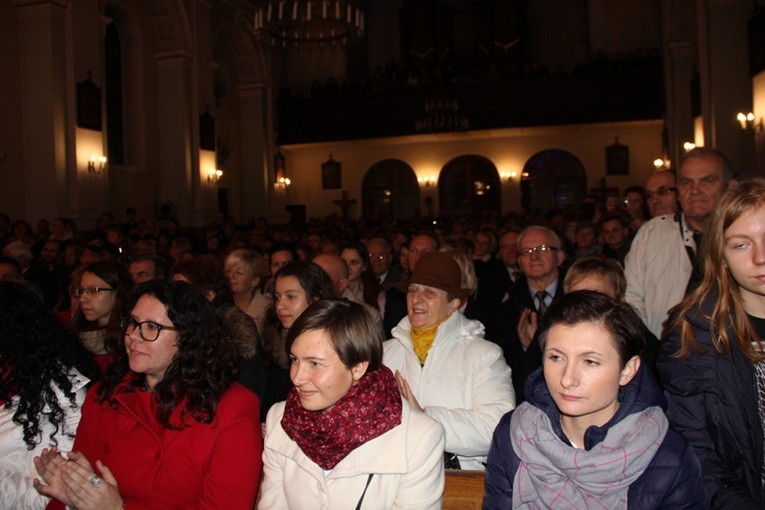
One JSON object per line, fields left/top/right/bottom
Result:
{"left": 87, "top": 155, "right": 107, "bottom": 176}
{"left": 500, "top": 171, "right": 517, "bottom": 183}
{"left": 418, "top": 176, "right": 436, "bottom": 187}
{"left": 682, "top": 142, "right": 696, "bottom": 152}
{"left": 207, "top": 168, "right": 223, "bottom": 184}
{"left": 737, "top": 112, "right": 762, "bottom": 135}
{"left": 653, "top": 158, "right": 671, "bottom": 170}
{"left": 275, "top": 176, "right": 291, "bottom": 190}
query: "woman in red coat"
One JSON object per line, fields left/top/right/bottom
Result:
{"left": 34, "top": 280, "right": 263, "bottom": 510}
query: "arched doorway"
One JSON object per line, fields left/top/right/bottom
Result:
{"left": 362, "top": 159, "right": 420, "bottom": 221}
{"left": 439, "top": 155, "right": 501, "bottom": 220}
{"left": 521, "top": 150, "right": 587, "bottom": 212}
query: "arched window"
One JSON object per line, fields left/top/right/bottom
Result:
{"left": 521, "top": 150, "right": 587, "bottom": 212}
{"left": 439, "top": 155, "right": 501, "bottom": 220}
{"left": 362, "top": 159, "right": 420, "bottom": 220}
{"left": 103, "top": 5, "right": 145, "bottom": 168}
{"left": 104, "top": 22, "right": 124, "bottom": 164}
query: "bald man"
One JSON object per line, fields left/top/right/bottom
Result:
{"left": 312, "top": 253, "right": 385, "bottom": 337}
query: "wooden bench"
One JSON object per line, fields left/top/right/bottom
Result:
{"left": 443, "top": 469, "right": 485, "bottom": 510}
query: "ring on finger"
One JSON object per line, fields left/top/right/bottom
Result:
{"left": 89, "top": 475, "right": 103, "bottom": 487}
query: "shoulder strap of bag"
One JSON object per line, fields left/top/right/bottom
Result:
{"left": 355, "top": 473, "right": 374, "bottom": 510}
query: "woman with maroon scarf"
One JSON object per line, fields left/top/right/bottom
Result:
{"left": 258, "top": 298, "right": 445, "bottom": 509}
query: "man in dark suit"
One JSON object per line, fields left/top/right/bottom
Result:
{"left": 475, "top": 229, "right": 522, "bottom": 319}
{"left": 367, "top": 237, "right": 405, "bottom": 290}
{"left": 488, "top": 226, "right": 566, "bottom": 402}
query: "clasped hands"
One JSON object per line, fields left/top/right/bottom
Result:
{"left": 33, "top": 446, "right": 124, "bottom": 510}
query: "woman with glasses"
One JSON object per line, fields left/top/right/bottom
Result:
{"left": 34, "top": 280, "right": 263, "bottom": 509}
{"left": 71, "top": 261, "right": 132, "bottom": 373}
{"left": 0, "top": 282, "right": 97, "bottom": 509}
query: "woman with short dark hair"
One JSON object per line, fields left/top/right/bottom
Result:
{"left": 484, "top": 291, "right": 707, "bottom": 509}
{"left": 259, "top": 298, "right": 445, "bottom": 509}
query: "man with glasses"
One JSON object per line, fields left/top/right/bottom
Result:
{"left": 645, "top": 170, "right": 679, "bottom": 218}
{"left": 625, "top": 147, "right": 731, "bottom": 338}
{"left": 367, "top": 237, "right": 405, "bottom": 290}
{"left": 488, "top": 226, "right": 566, "bottom": 402}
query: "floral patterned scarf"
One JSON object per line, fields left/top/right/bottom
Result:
{"left": 281, "top": 365, "right": 402, "bottom": 470}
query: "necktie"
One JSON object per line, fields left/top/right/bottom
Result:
{"left": 535, "top": 290, "right": 549, "bottom": 316}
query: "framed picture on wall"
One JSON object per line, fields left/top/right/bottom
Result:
{"left": 606, "top": 138, "right": 629, "bottom": 176}
{"left": 322, "top": 155, "right": 342, "bottom": 189}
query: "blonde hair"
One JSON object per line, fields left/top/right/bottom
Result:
{"left": 224, "top": 248, "right": 269, "bottom": 281}
{"left": 439, "top": 246, "right": 478, "bottom": 296}
{"left": 563, "top": 257, "right": 626, "bottom": 301}
{"left": 668, "top": 178, "right": 765, "bottom": 362}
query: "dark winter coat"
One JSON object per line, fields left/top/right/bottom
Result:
{"left": 483, "top": 363, "right": 708, "bottom": 509}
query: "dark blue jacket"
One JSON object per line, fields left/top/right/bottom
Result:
{"left": 483, "top": 362, "right": 708, "bottom": 509}
{"left": 658, "top": 293, "right": 764, "bottom": 509}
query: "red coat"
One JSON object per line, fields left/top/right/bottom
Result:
{"left": 48, "top": 378, "right": 263, "bottom": 509}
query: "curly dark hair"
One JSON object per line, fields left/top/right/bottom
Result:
{"left": 0, "top": 282, "right": 98, "bottom": 449}
{"left": 98, "top": 280, "right": 239, "bottom": 429}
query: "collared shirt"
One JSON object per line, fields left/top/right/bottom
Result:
{"left": 527, "top": 280, "right": 558, "bottom": 311}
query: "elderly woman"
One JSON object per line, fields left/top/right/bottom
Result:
{"left": 34, "top": 280, "right": 263, "bottom": 509}
{"left": 259, "top": 298, "right": 445, "bottom": 509}
{"left": 484, "top": 291, "right": 706, "bottom": 509}
{"left": 0, "top": 282, "right": 96, "bottom": 509}
{"left": 383, "top": 251, "right": 515, "bottom": 470}
{"left": 224, "top": 248, "right": 270, "bottom": 332}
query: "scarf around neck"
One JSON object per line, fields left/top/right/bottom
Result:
{"left": 510, "top": 402, "right": 668, "bottom": 509}
{"left": 281, "top": 365, "right": 402, "bottom": 470}
{"left": 411, "top": 322, "right": 441, "bottom": 365}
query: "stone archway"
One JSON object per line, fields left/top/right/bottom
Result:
{"left": 521, "top": 149, "right": 587, "bottom": 213}
{"left": 362, "top": 159, "right": 420, "bottom": 221}
{"left": 439, "top": 155, "right": 501, "bottom": 220}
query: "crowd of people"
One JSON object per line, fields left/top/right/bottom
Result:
{"left": 0, "top": 146, "right": 761, "bottom": 508}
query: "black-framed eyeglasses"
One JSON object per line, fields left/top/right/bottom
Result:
{"left": 121, "top": 317, "right": 177, "bottom": 342}
{"left": 73, "top": 287, "right": 116, "bottom": 299}
{"left": 518, "top": 245, "right": 559, "bottom": 257}
{"left": 645, "top": 186, "right": 677, "bottom": 200}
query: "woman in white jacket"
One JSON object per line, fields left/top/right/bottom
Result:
{"left": 259, "top": 298, "right": 445, "bottom": 509}
{"left": 383, "top": 251, "right": 515, "bottom": 470}
{"left": 0, "top": 281, "right": 95, "bottom": 509}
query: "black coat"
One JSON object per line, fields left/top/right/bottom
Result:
{"left": 484, "top": 363, "right": 708, "bottom": 509}
{"left": 486, "top": 274, "right": 565, "bottom": 402}
{"left": 658, "top": 292, "right": 764, "bottom": 509}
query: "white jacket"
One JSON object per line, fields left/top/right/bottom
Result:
{"left": 383, "top": 313, "right": 515, "bottom": 470}
{"left": 625, "top": 213, "right": 696, "bottom": 338}
{"left": 258, "top": 397, "right": 445, "bottom": 509}
{"left": 0, "top": 369, "right": 89, "bottom": 509}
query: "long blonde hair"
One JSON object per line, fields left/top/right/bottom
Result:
{"left": 668, "top": 178, "right": 765, "bottom": 362}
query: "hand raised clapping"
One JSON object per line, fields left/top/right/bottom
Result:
{"left": 34, "top": 447, "right": 124, "bottom": 510}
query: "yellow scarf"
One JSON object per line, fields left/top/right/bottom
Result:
{"left": 411, "top": 322, "right": 441, "bottom": 365}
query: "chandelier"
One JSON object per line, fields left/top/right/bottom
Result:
{"left": 254, "top": 1, "right": 365, "bottom": 48}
